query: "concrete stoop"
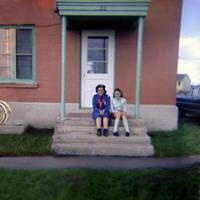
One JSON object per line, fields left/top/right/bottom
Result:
{"left": 52, "top": 113, "right": 155, "bottom": 157}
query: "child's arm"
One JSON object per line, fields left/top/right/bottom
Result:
{"left": 123, "top": 98, "right": 127, "bottom": 113}
{"left": 92, "top": 95, "right": 100, "bottom": 114}
{"left": 104, "top": 96, "right": 110, "bottom": 113}
{"left": 111, "top": 99, "right": 114, "bottom": 113}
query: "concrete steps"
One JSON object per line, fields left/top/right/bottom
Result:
{"left": 52, "top": 113, "right": 155, "bottom": 157}
{"left": 52, "top": 143, "right": 154, "bottom": 157}
{"left": 55, "top": 125, "right": 148, "bottom": 135}
{"left": 53, "top": 133, "right": 151, "bottom": 145}
{"left": 61, "top": 116, "right": 146, "bottom": 127}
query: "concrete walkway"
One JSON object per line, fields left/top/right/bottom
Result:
{"left": 0, "top": 155, "right": 199, "bottom": 170}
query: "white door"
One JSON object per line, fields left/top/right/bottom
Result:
{"left": 81, "top": 30, "right": 115, "bottom": 108}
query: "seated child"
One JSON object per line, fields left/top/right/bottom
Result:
{"left": 92, "top": 84, "right": 111, "bottom": 136}
{"left": 111, "top": 88, "right": 130, "bottom": 137}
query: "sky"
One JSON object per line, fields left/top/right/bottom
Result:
{"left": 178, "top": 0, "right": 200, "bottom": 85}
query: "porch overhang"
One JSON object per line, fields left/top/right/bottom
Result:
{"left": 56, "top": 0, "right": 151, "bottom": 17}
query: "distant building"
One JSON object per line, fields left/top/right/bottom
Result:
{"left": 177, "top": 74, "right": 191, "bottom": 93}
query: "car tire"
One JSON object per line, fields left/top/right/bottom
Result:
{"left": 179, "top": 109, "right": 186, "bottom": 117}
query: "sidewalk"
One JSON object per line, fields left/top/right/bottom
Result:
{"left": 0, "top": 155, "right": 199, "bottom": 170}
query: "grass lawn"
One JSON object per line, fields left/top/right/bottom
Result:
{"left": 0, "top": 127, "right": 53, "bottom": 156}
{"left": 150, "top": 121, "right": 200, "bottom": 157}
{"left": 0, "top": 167, "right": 199, "bottom": 200}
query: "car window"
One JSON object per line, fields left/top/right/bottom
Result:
{"left": 192, "top": 88, "right": 200, "bottom": 97}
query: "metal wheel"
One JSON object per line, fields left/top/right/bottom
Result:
{"left": 0, "top": 101, "right": 11, "bottom": 125}
{"left": 0, "top": 101, "right": 11, "bottom": 124}
{"left": 0, "top": 103, "right": 6, "bottom": 125}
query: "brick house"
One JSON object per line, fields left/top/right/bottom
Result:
{"left": 0, "top": 0, "right": 182, "bottom": 131}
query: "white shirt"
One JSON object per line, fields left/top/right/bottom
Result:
{"left": 111, "top": 97, "right": 127, "bottom": 113}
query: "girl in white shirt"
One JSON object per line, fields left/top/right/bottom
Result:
{"left": 111, "top": 88, "right": 130, "bottom": 136}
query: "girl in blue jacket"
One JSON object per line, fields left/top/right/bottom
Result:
{"left": 92, "top": 84, "right": 111, "bottom": 136}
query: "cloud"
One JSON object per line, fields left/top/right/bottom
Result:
{"left": 179, "top": 37, "right": 200, "bottom": 60}
{"left": 178, "top": 59, "right": 200, "bottom": 84}
{"left": 178, "top": 37, "right": 200, "bottom": 85}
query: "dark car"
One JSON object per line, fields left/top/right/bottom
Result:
{"left": 176, "top": 85, "right": 200, "bottom": 116}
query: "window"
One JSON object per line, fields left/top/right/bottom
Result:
{"left": 0, "top": 26, "right": 35, "bottom": 83}
{"left": 87, "top": 36, "right": 108, "bottom": 74}
{"left": 192, "top": 87, "right": 200, "bottom": 97}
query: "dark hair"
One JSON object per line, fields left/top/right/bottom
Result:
{"left": 95, "top": 84, "right": 107, "bottom": 94}
{"left": 113, "top": 88, "right": 123, "bottom": 97}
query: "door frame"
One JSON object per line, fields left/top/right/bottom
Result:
{"left": 80, "top": 30, "right": 115, "bottom": 108}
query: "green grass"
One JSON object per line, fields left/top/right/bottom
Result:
{"left": 150, "top": 121, "right": 200, "bottom": 157}
{"left": 0, "top": 167, "right": 199, "bottom": 200}
{"left": 0, "top": 127, "right": 53, "bottom": 156}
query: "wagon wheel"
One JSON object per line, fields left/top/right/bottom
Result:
{"left": 0, "top": 101, "right": 11, "bottom": 125}
{"left": 0, "top": 103, "right": 6, "bottom": 125}
{"left": 0, "top": 101, "right": 11, "bottom": 124}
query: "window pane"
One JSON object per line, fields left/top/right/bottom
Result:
{"left": 88, "top": 49, "right": 108, "bottom": 61}
{"left": 0, "top": 42, "right": 12, "bottom": 54}
{"left": 0, "top": 29, "right": 13, "bottom": 79}
{"left": 16, "top": 56, "right": 32, "bottom": 79}
{"left": 0, "top": 29, "right": 9, "bottom": 41}
{"left": 0, "top": 55, "right": 12, "bottom": 79}
{"left": 0, "top": 67, "right": 11, "bottom": 78}
{"left": 16, "top": 29, "right": 32, "bottom": 54}
{"left": 0, "top": 55, "right": 11, "bottom": 67}
{"left": 193, "top": 88, "right": 199, "bottom": 97}
{"left": 88, "top": 37, "right": 108, "bottom": 48}
{"left": 87, "top": 61, "right": 107, "bottom": 74}
{"left": 87, "top": 37, "right": 108, "bottom": 74}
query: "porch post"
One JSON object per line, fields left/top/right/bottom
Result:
{"left": 60, "top": 16, "right": 67, "bottom": 119}
{"left": 135, "top": 17, "right": 144, "bottom": 119}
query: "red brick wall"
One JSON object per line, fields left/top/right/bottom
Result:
{"left": 115, "top": 0, "right": 182, "bottom": 104}
{"left": 0, "top": 0, "right": 182, "bottom": 105}
{"left": 0, "top": 0, "right": 81, "bottom": 103}
{"left": 142, "top": 0, "right": 182, "bottom": 105}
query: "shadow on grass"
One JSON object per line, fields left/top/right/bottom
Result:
{"left": 24, "top": 126, "right": 54, "bottom": 135}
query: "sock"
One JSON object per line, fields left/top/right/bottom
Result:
{"left": 114, "top": 118, "right": 120, "bottom": 132}
{"left": 122, "top": 117, "right": 130, "bottom": 132}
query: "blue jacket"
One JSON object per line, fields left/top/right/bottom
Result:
{"left": 92, "top": 94, "right": 110, "bottom": 121}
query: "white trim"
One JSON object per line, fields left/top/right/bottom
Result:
{"left": 81, "top": 30, "right": 115, "bottom": 108}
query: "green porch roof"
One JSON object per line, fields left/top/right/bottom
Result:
{"left": 56, "top": 0, "right": 151, "bottom": 16}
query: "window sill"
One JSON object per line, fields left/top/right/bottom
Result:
{"left": 0, "top": 83, "right": 39, "bottom": 88}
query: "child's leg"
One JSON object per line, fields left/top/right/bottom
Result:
{"left": 102, "top": 117, "right": 109, "bottom": 136}
{"left": 96, "top": 117, "right": 102, "bottom": 136}
{"left": 96, "top": 117, "right": 101, "bottom": 129}
{"left": 122, "top": 113, "right": 130, "bottom": 132}
{"left": 113, "top": 113, "right": 121, "bottom": 133}
{"left": 103, "top": 117, "right": 109, "bottom": 129}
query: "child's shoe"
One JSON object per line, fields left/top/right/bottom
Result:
{"left": 96, "top": 129, "right": 102, "bottom": 136}
{"left": 113, "top": 132, "right": 119, "bottom": 136}
{"left": 103, "top": 129, "right": 109, "bottom": 136}
{"left": 125, "top": 132, "right": 130, "bottom": 137}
